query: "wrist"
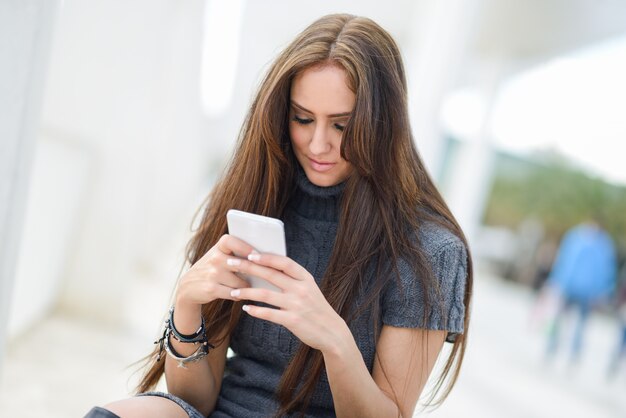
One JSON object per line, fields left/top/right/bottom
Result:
{"left": 173, "top": 300, "right": 203, "bottom": 335}
{"left": 157, "top": 305, "right": 212, "bottom": 366}
{"left": 321, "top": 317, "right": 354, "bottom": 360}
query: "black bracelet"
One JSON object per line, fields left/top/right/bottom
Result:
{"left": 167, "top": 306, "right": 206, "bottom": 343}
{"left": 154, "top": 308, "right": 214, "bottom": 362}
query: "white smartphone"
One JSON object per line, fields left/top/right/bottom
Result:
{"left": 226, "top": 209, "right": 286, "bottom": 292}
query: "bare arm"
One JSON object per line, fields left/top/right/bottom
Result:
{"left": 324, "top": 325, "right": 445, "bottom": 418}
{"left": 163, "top": 303, "right": 230, "bottom": 416}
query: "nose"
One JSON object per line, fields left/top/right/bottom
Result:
{"left": 309, "top": 124, "right": 331, "bottom": 155}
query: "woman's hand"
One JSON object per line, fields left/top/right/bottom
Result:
{"left": 226, "top": 253, "right": 351, "bottom": 353}
{"left": 164, "top": 235, "right": 253, "bottom": 410}
{"left": 174, "top": 235, "right": 253, "bottom": 317}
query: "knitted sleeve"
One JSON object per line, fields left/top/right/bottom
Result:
{"left": 381, "top": 234, "right": 468, "bottom": 342}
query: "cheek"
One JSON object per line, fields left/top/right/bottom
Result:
{"left": 289, "top": 124, "right": 307, "bottom": 150}
{"left": 340, "top": 160, "right": 353, "bottom": 177}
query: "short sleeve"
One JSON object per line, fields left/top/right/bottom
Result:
{"left": 381, "top": 237, "right": 468, "bottom": 342}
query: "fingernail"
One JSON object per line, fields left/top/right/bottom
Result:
{"left": 248, "top": 253, "right": 261, "bottom": 262}
{"left": 230, "top": 289, "right": 240, "bottom": 297}
{"left": 242, "top": 304, "right": 250, "bottom": 312}
{"left": 227, "top": 258, "right": 241, "bottom": 266}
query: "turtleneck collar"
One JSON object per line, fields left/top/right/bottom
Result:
{"left": 289, "top": 165, "right": 346, "bottom": 222}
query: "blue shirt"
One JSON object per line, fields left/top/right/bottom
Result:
{"left": 549, "top": 224, "right": 617, "bottom": 301}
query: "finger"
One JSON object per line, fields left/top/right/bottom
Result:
{"left": 209, "top": 252, "right": 250, "bottom": 289}
{"left": 205, "top": 282, "right": 247, "bottom": 301}
{"left": 242, "top": 304, "right": 290, "bottom": 326}
{"left": 215, "top": 234, "right": 256, "bottom": 257}
{"left": 219, "top": 270, "right": 251, "bottom": 290}
{"left": 247, "top": 253, "right": 310, "bottom": 281}
{"left": 225, "top": 258, "right": 291, "bottom": 289}
{"left": 231, "top": 288, "right": 286, "bottom": 309}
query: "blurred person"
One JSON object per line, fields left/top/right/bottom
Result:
{"left": 544, "top": 217, "right": 617, "bottom": 366}
{"left": 527, "top": 238, "right": 559, "bottom": 332}
{"left": 83, "top": 14, "right": 472, "bottom": 418}
{"left": 607, "top": 263, "right": 626, "bottom": 379}
{"left": 530, "top": 238, "right": 558, "bottom": 292}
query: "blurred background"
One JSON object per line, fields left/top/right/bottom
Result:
{"left": 1, "top": 0, "right": 626, "bottom": 417}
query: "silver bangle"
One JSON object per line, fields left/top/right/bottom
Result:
{"left": 163, "top": 329, "right": 209, "bottom": 369}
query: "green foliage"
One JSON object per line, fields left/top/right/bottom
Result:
{"left": 483, "top": 152, "right": 626, "bottom": 249}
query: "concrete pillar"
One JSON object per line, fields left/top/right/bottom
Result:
{"left": 0, "top": 0, "right": 60, "bottom": 374}
{"left": 443, "top": 59, "right": 507, "bottom": 244}
{"left": 405, "top": 0, "right": 484, "bottom": 179}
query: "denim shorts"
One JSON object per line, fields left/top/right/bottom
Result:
{"left": 137, "top": 391, "right": 205, "bottom": 418}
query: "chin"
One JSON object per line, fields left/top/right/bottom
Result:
{"left": 305, "top": 171, "right": 341, "bottom": 187}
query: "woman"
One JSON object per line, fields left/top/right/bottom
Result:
{"left": 86, "top": 13, "right": 472, "bottom": 418}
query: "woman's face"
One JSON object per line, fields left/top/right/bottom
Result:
{"left": 289, "top": 64, "right": 355, "bottom": 187}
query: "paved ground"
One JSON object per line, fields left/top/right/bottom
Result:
{"left": 1, "top": 273, "right": 625, "bottom": 417}
{"left": 427, "top": 275, "right": 626, "bottom": 418}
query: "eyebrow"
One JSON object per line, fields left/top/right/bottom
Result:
{"left": 290, "top": 101, "right": 352, "bottom": 118}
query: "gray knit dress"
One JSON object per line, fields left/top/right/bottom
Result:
{"left": 208, "top": 170, "right": 468, "bottom": 417}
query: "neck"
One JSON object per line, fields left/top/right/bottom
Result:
{"left": 289, "top": 165, "right": 345, "bottom": 222}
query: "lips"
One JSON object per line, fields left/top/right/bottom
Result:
{"left": 309, "top": 158, "right": 336, "bottom": 172}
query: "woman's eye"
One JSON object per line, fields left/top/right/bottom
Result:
{"left": 293, "top": 116, "right": 313, "bottom": 125}
{"left": 334, "top": 123, "right": 345, "bottom": 132}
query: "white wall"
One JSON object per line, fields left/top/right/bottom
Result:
{"left": 32, "top": 0, "right": 218, "bottom": 326}
{"left": 8, "top": 135, "right": 92, "bottom": 337}
{"left": 0, "top": 0, "right": 60, "bottom": 372}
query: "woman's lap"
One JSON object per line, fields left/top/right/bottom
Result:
{"left": 136, "top": 391, "right": 205, "bottom": 418}
{"left": 85, "top": 392, "right": 203, "bottom": 418}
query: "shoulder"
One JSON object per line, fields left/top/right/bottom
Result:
{"left": 381, "top": 219, "right": 468, "bottom": 336}
{"left": 393, "top": 218, "right": 468, "bottom": 289}
{"left": 416, "top": 220, "right": 467, "bottom": 260}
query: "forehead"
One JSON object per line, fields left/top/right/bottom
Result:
{"left": 290, "top": 64, "right": 355, "bottom": 115}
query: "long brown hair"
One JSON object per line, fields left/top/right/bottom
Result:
{"left": 137, "top": 13, "right": 472, "bottom": 416}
